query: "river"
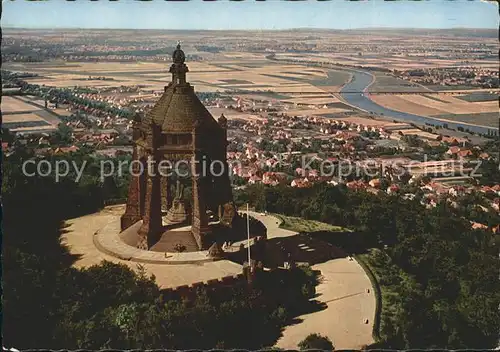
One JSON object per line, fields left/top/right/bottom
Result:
{"left": 339, "top": 69, "right": 498, "bottom": 136}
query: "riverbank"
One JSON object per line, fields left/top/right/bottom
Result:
{"left": 265, "top": 55, "right": 498, "bottom": 137}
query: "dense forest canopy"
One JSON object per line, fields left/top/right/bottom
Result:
{"left": 3, "top": 145, "right": 500, "bottom": 349}
{"left": 236, "top": 183, "right": 500, "bottom": 348}
{"left": 2, "top": 149, "right": 317, "bottom": 349}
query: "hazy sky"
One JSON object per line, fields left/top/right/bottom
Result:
{"left": 2, "top": 0, "right": 499, "bottom": 30}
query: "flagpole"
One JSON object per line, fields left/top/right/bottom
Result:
{"left": 247, "top": 203, "right": 251, "bottom": 266}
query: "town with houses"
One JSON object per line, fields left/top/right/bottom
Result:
{"left": 3, "top": 74, "right": 499, "bottom": 233}
{"left": 2, "top": 1, "right": 500, "bottom": 349}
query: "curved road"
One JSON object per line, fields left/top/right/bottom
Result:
{"left": 248, "top": 211, "right": 375, "bottom": 350}
{"left": 339, "top": 69, "right": 496, "bottom": 135}
{"left": 63, "top": 205, "right": 375, "bottom": 349}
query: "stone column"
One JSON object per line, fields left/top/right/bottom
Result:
{"left": 139, "top": 158, "right": 147, "bottom": 216}
{"left": 160, "top": 174, "right": 171, "bottom": 213}
{"left": 218, "top": 158, "right": 237, "bottom": 226}
{"left": 137, "top": 154, "right": 162, "bottom": 249}
{"left": 217, "top": 116, "right": 232, "bottom": 204}
{"left": 121, "top": 146, "right": 142, "bottom": 231}
{"left": 190, "top": 154, "right": 210, "bottom": 250}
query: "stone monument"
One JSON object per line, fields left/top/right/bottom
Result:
{"left": 121, "top": 43, "right": 237, "bottom": 251}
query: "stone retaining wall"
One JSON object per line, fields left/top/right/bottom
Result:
{"left": 160, "top": 273, "right": 247, "bottom": 300}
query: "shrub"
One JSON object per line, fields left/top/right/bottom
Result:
{"left": 270, "top": 306, "right": 288, "bottom": 325}
{"left": 298, "top": 333, "right": 334, "bottom": 350}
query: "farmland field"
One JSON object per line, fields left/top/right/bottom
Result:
{"left": 2, "top": 95, "right": 62, "bottom": 129}
{"left": 2, "top": 112, "right": 47, "bottom": 123}
{"left": 369, "top": 93, "right": 499, "bottom": 129}
{"left": 425, "top": 84, "right": 479, "bottom": 91}
{"left": 368, "top": 73, "right": 426, "bottom": 93}
{"left": 2, "top": 96, "right": 42, "bottom": 114}
{"left": 285, "top": 107, "right": 350, "bottom": 116}
{"left": 3, "top": 120, "right": 52, "bottom": 130}
{"left": 207, "top": 107, "right": 266, "bottom": 122}
{"left": 456, "top": 92, "right": 499, "bottom": 102}
{"left": 282, "top": 96, "right": 341, "bottom": 105}
{"left": 369, "top": 95, "right": 445, "bottom": 116}
{"left": 434, "top": 112, "right": 499, "bottom": 128}
{"left": 421, "top": 94, "right": 451, "bottom": 104}
{"left": 377, "top": 94, "right": 497, "bottom": 114}
{"left": 310, "top": 70, "right": 353, "bottom": 89}
{"left": 220, "top": 79, "right": 254, "bottom": 84}
{"left": 3, "top": 42, "right": 497, "bottom": 133}
{"left": 3, "top": 59, "right": 353, "bottom": 99}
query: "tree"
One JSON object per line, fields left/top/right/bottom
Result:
{"left": 54, "top": 123, "right": 73, "bottom": 146}
{"left": 379, "top": 177, "right": 390, "bottom": 191}
{"left": 239, "top": 183, "right": 500, "bottom": 349}
{"left": 298, "top": 333, "right": 334, "bottom": 350}
{"left": 2, "top": 127, "right": 15, "bottom": 143}
{"left": 3, "top": 149, "right": 323, "bottom": 349}
{"left": 478, "top": 159, "right": 500, "bottom": 185}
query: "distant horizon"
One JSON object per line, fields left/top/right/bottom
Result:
{"left": 3, "top": 26, "right": 498, "bottom": 32}
{"left": 2, "top": 0, "right": 498, "bottom": 30}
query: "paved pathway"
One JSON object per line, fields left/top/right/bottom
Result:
{"left": 247, "top": 211, "right": 375, "bottom": 350}
{"left": 62, "top": 205, "right": 242, "bottom": 289}
{"left": 63, "top": 207, "right": 375, "bottom": 348}
{"left": 246, "top": 211, "right": 297, "bottom": 238}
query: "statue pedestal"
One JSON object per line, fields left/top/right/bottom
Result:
{"left": 121, "top": 213, "right": 141, "bottom": 231}
{"left": 165, "top": 199, "right": 188, "bottom": 224}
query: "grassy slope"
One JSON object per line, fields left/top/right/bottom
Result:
{"left": 355, "top": 252, "right": 383, "bottom": 343}
{"left": 273, "top": 214, "right": 346, "bottom": 233}
{"left": 357, "top": 249, "right": 403, "bottom": 346}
